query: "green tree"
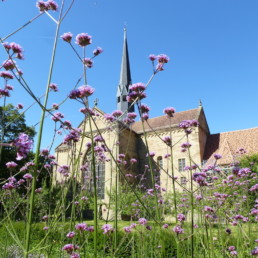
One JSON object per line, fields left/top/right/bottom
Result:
{"left": 0, "top": 103, "right": 36, "bottom": 180}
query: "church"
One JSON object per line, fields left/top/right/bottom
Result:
{"left": 54, "top": 30, "right": 258, "bottom": 218}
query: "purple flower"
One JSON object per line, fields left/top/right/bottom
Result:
{"left": 130, "top": 158, "right": 137, "bottom": 164}
{"left": 127, "top": 112, "right": 137, "bottom": 119}
{"left": 49, "top": 83, "right": 58, "bottom": 92}
{"left": 0, "top": 71, "right": 14, "bottom": 80}
{"left": 163, "top": 224, "right": 169, "bottom": 229}
{"left": 163, "top": 107, "right": 175, "bottom": 117}
{"left": 77, "top": 85, "right": 94, "bottom": 98}
{"left": 112, "top": 110, "right": 123, "bottom": 118}
{"left": 10, "top": 42, "right": 23, "bottom": 54}
{"left": 2, "top": 59, "right": 15, "bottom": 70}
{"left": 62, "top": 244, "right": 79, "bottom": 254}
{"left": 75, "top": 223, "right": 87, "bottom": 231}
{"left": 129, "top": 83, "right": 146, "bottom": 93}
{"left": 123, "top": 226, "right": 132, "bottom": 233}
{"left": 40, "top": 149, "right": 49, "bottom": 156}
{"left": 93, "top": 47, "right": 103, "bottom": 56}
{"left": 16, "top": 103, "right": 24, "bottom": 109}
{"left": 46, "top": 0, "right": 58, "bottom": 11}
{"left": 43, "top": 226, "right": 49, "bottom": 231}
{"left": 141, "top": 113, "right": 149, "bottom": 120}
{"left": 173, "top": 225, "right": 184, "bottom": 234}
{"left": 75, "top": 33, "right": 92, "bottom": 47}
{"left": 6, "top": 161, "right": 18, "bottom": 168}
{"left": 230, "top": 251, "right": 238, "bottom": 256}
{"left": 214, "top": 153, "right": 222, "bottom": 160}
{"left": 51, "top": 112, "right": 64, "bottom": 122}
{"left": 101, "top": 224, "right": 114, "bottom": 234}
{"left": 251, "top": 247, "right": 258, "bottom": 255}
{"left": 71, "top": 253, "right": 80, "bottom": 258}
{"left": 163, "top": 136, "right": 172, "bottom": 146}
{"left": 83, "top": 58, "right": 93, "bottom": 68}
{"left": 177, "top": 213, "right": 186, "bottom": 221}
{"left": 37, "top": 1, "right": 47, "bottom": 12}
{"left": 23, "top": 173, "right": 33, "bottom": 180}
{"left": 149, "top": 54, "right": 156, "bottom": 61}
{"left": 157, "top": 54, "right": 169, "bottom": 64}
{"left": 13, "top": 133, "right": 33, "bottom": 160}
{"left": 61, "top": 32, "right": 73, "bottom": 43}
{"left": 138, "top": 218, "right": 148, "bottom": 225}
{"left": 140, "top": 104, "right": 150, "bottom": 113}
{"left": 228, "top": 246, "right": 235, "bottom": 251}
{"left": 250, "top": 184, "right": 258, "bottom": 192}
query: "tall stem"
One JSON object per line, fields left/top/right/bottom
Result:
{"left": 24, "top": 3, "right": 64, "bottom": 256}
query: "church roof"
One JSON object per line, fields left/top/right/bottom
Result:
{"left": 204, "top": 127, "right": 258, "bottom": 166}
{"left": 131, "top": 107, "right": 200, "bottom": 133}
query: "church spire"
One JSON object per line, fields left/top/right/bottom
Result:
{"left": 116, "top": 28, "right": 134, "bottom": 114}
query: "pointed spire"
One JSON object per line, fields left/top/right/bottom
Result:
{"left": 116, "top": 28, "right": 134, "bottom": 114}
{"left": 199, "top": 99, "right": 202, "bottom": 107}
{"left": 119, "top": 27, "right": 132, "bottom": 87}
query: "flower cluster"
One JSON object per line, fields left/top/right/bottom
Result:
{"left": 37, "top": 0, "right": 58, "bottom": 12}
{"left": 68, "top": 85, "right": 94, "bottom": 99}
{"left": 127, "top": 82, "right": 147, "bottom": 103}
{"left": 12, "top": 133, "right": 33, "bottom": 160}
{"left": 149, "top": 54, "right": 170, "bottom": 71}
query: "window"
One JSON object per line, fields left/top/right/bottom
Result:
{"left": 178, "top": 158, "right": 186, "bottom": 172}
{"left": 117, "top": 96, "right": 120, "bottom": 103}
{"left": 83, "top": 152, "right": 105, "bottom": 199}
{"left": 123, "top": 95, "right": 127, "bottom": 101}
{"left": 180, "top": 177, "right": 187, "bottom": 185}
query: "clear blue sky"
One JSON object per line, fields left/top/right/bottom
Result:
{"left": 1, "top": 0, "right": 258, "bottom": 151}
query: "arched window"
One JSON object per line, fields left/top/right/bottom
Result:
{"left": 82, "top": 152, "right": 105, "bottom": 199}
{"left": 157, "top": 156, "right": 163, "bottom": 171}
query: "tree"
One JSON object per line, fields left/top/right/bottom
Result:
{"left": 0, "top": 103, "right": 36, "bottom": 180}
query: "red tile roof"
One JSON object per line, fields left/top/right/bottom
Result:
{"left": 204, "top": 127, "right": 258, "bottom": 166}
{"left": 131, "top": 108, "right": 200, "bottom": 133}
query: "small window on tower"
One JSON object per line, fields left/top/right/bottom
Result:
{"left": 117, "top": 96, "right": 120, "bottom": 103}
{"left": 123, "top": 95, "right": 127, "bottom": 101}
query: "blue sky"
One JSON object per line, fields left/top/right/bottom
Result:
{"left": 1, "top": 0, "right": 258, "bottom": 151}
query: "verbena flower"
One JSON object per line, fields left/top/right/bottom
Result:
{"left": 173, "top": 225, "right": 184, "bottom": 234}
{"left": 101, "top": 224, "right": 114, "bottom": 234}
{"left": 149, "top": 54, "right": 156, "bottom": 61}
{"left": 83, "top": 58, "right": 93, "bottom": 68}
{"left": 6, "top": 161, "right": 18, "bottom": 168}
{"left": 93, "top": 47, "right": 103, "bottom": 56}
{"left": 49, "top": 83, "right": 58, "bottom": 92}
{"left": 0, "top": 71, "right": 14, "bottom": 80}
{"left": 138, "top": 218, "right": 147, "bottom": 225}
{"left": 61, "top": 32, "right": 73, "bottom": 43}
{"left": 75, "top": 33, "right": 92, "bottom": 47}
{"left": 13, "top": 133, "right": 33, "bottom": 160}
{"left": 163, "top": 107, "right": 175, "bottom": 117}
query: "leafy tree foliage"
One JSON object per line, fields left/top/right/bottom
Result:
{"left": 0, "top": 103, "right": 36, "bottom": 179}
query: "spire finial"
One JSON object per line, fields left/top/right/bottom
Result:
{"left": 199, "top": 99, "right": 202, "bottom": 107}
{"left": 94, "top": 98, "right": 99, "bottom": 107}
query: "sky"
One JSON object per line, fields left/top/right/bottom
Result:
{"left": 1, "top": 0, "right": 258, "bottom": 151}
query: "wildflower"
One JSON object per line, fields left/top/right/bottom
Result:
{"left": 157, "top": 54, "right": 169, "bottom": 64}
{"left": 75, "top": 223, "right": 87, "bottom": 231}
{"left": 146, "top": 225, "right": 152, "bottom": 230}
{"left": 204, "top": 206, "right": 214, "bottom": 213}
{"left": 93, "top": 47, "right": 103, "bottom": 56}
{"left": 71, "top": 253, "right": 80, "bottom": 258}
{"left": 147, "top": 152, "right": 155, "bottom": 158}
{"left": 127, "top": 112, "right": 137, "bottom": 119}
{"left": 83, "top": 58, "right": 93, "bottom": 68}
{"left": 23, "top": 173, "right": 33, "bottom": 180}
{"left": 228, "top": 246, "right": 235, "bottom": 251}
{"left": 163, "top": 136, "right": 172, "bottom": 146}
{"left": 138, "top": 218, "right": 147, "bottom": 225}
{"left": 112, "top": 110, "right": 123, "bottom": 117}
{"left": 51, "top": 112, "right": 64, "bottom": 122}
{"left": 140, "top": 104, "right": 150, "bottom": 113}
{"left": 62, "top": 244, "right": 79, "bottom": 254}
{"left": 130, "top": 82, "right": 146, "bottom": 93}
{"left": 43, "top": 227, "right": 49, "bottom": 231}
{"left": 75, "top": 33, "right": 92, "bottom": 47}
{"left": 77, "top": 85, "right": 94, "bottom": 98}
{"left": 123, "top": 226, "right": 132, "bottom": 233}
{"left": 42, "top": 215, "right": 48, "bottom": 221}
{"left": 63, "top": 129, "right": 81, "bottom": 144}
{"left": 163, "top": 107, "right": 175, "bottom": 117}
{"left": 214, "top": 153, "right": 222, "bottom": 160}
{"left": 130, "top": 158, "right": 137, "bottom": 164}
{"left": 35, "top": 188, "right": 42, "bottom": 193}
{"left": 40, "top": 149, "right": 49, "bottom": 156}
{"left": 177, "top": 213, "right": 186, "bottom": 221}
{"left": 49, "top": 83, "right": 58, "bottom": 92}
{"left": 61, "top": 32, "right": 73, "bottom": 43}
{"left": 16, "top": 103, "right": 24, "bottom": 109}
{"left": 251, "top": 247, "right": 258, "bottom": 255}
{"left": 163, "top": 224, "right": 169, "bottom": 229}
{"left": 6, "top": 161, "right": 18, "bottom": 168}
{"left": 101, "top": 224, "right": 114, "bottom": 234}
{"left": 13, "top": 133, "right": 33, "bottom": 160}
{"left": 173, "top": 225, "right": 184, "bottom": 234}
{"left": 37, "top": 1, "right": 47, "bottom": 12}
{"left": 149, "top": 54, "right": 156, "bottom": 61}
{"left": 0, "top": 71, "right": 14, "bottom": 80}
{"left": 230, "top": 251, "right": 238, "bottom": 256}
{"left": 250, "top": 184, "right": 258, "bottom": 192}
{"left": 141, "top": 113, "right": 149, "bottom": 120}
{"left": 10, "top": 42, "right": 23, "bottom": 53}
{"left": 46, "top": 0, "right": 58, "bottom": 11}
{"left": 2, "top": 59, "right": 15, "bottom": 70}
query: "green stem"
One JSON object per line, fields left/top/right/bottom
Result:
{"left": 24, "top": 3, "right": 64, "bottom": 256}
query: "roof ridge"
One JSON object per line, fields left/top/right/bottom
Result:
{"left": 212, "top": 126, "right": 258, "bottom": 135}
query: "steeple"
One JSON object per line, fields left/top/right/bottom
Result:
{"left": 116, "top": 28, "right": 134, "bottom": 115}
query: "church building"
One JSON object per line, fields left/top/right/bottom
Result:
{"left": 54, "top": 30, "right": 258, "bottom": 218}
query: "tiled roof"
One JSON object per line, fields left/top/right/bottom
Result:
{"left": 204, "top": 127, "right": 258, "bottom": 166}
{"left": 131, "top": 108, "right": 200, "bottom": 134}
